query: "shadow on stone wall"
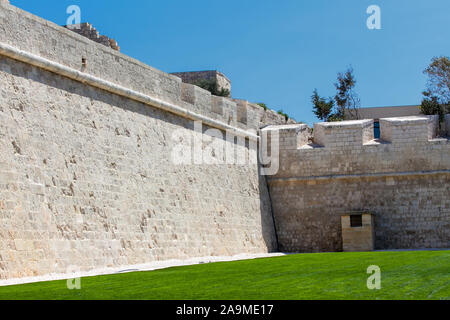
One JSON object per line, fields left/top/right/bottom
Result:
{"left": 258, "top": 172, "right": 279, "bottom": 253}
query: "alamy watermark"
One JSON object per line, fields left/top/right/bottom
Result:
{"left": 366, "top": 5, "right": 381, "bottom": 30}
{"left": 66, "top": 265, "right": 81, "bottom": 290}
{"left": 66, "top": 5, "right": 81, "bottom": 30}
{"left": 367, "top": 265, "right": 381, "bottom": 290}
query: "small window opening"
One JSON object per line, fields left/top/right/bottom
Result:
{"left": 350, "top": 215, "right": 363, "bottom": 228}
{"left": 374, "top": 120, "right": 380, "bottom": 139}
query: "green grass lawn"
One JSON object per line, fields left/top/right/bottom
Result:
{"left": 0, "top": 250, "right": 448, "bottom": 300}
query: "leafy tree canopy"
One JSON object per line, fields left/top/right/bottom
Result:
{"left": 311, "top": 89, "right": 334, "bottom": 122}
{"left": 334, "top": 67, "right": 361, "bottom": 120}
{"left": 420, "top": 57, "right": 450, "bottom": 121}
{"left": 423, "top": 56, "right": 450, "bottom": 105}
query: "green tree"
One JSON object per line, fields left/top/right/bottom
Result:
{"left": 334, "top": 67, "right": 361, "bottom": 120}
{"left": 423, "top": 56, "right": 450, "bottom": 104}
{"left": 420, "top": 92, "right": 441, "bottom": 115}
{"left": 311, "top": 89, "right": 334, "bottom": 121}
{"left": 420, "top": 56, "right": 450, "bottom": 120}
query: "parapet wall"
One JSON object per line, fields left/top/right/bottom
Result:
{"left": 0, "top": 2, "right": 291, "bottom": 136}
{"left": 264, "top": 116, "right": 449, "bottom": 252}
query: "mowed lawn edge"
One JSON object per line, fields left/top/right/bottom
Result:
{"left": 0, "top": 250, "right": 448, "bottom": 300}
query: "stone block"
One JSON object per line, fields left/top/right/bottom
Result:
{"left": 379, "top": 115, "right": 436, "bottom": 143}
{"left": 341, "top": 213, "right": 375, "bottom": 252}
{"left": 313, "top": 119, "right": 373, "bottom": 148}
{"left": 234, "top": 99, "right": 248, "bottom": 125}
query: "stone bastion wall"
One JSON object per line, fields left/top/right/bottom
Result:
{"left": 263, "top": 116, "right": 449, "bottom": 252}
{"left": 0, "top": 2, "right": 289, "bottom": 280}
{"left": 0, "top": 1, "right": 448, "bottom": 281}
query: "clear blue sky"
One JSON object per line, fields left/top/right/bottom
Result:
{"left": 11, "top": 0, "right": 450, "bottom": 125}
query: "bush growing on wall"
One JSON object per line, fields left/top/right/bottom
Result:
{"left": 256, "top": 103, "right": 293, "bottom": 121}
{"left": 193, "top": 79, "right": 230, "bottom": 97}
{"left": 310, "top": 67, "right": 361, "bottom": 122}
{"left": 277, "top": 109, "right": 289, "bottom": 121}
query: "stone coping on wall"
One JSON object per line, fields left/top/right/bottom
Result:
{"left": 0, "top": 1, "right": 292, "bottom": 138}
{"left": 261, "top": 123, "right": 308, "bottom": 131}
{"left": 377, "top": 115, "right": 431, "bottom": 123}
{"left": 315, "top": 119, "right": 373, "bottom": 127}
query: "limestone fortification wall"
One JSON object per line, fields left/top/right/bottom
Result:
{"left": 0, "top": 2, "right": 283, "bottom": 280}
{"left": 0, "top": 1, "right": 448, "bottom": 281}
{"left": 263, "top": 116, "right": 449, "bottom": 252}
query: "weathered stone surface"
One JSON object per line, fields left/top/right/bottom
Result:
{"left": 0, "top": 2, "right": 300, "bottom": 280}
{"left": 0, "top": 54, "right": 277, "bottom": 280}
{"left": 266, "top": 117, "right": 450, "bottom": 252}
{"left": 0, "top": 1, "right": 448, "bottom": 282}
